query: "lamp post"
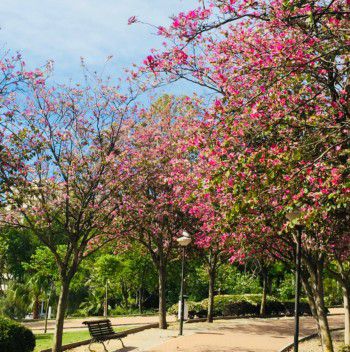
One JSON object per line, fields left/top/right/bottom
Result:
{"left": 286, "top": 210, "right": 304, "bottom": 352}
{"left": 104, "top": 279, "right": 108, "bottom": 318}
{"left": 177, "top": 230, "right": 192, "bottom": 336}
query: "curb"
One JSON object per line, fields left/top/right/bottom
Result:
{"left": 184, "top": 311, "right": 341, "bottom": 325}
{"left": 39, "top": 322, "right": 159, "bottom": 352}
{"left": 278, "top": 327, "right": 344, "bottom": 352}
{"left": 185, "top": 313, "right": 310, "bottom": 324}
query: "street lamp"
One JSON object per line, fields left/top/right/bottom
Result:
{"left": 104, "top": 279, "right": 109, "bottom": 318}
{"left": 177, "top": 230, "right": 192, "bottom": 336}
{"left": 286, "top": 209, "right": 304, "bottom": 352}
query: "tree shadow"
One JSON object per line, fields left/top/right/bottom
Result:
{"left": 217, "top": 319, "right": 318, "bottom": 338}
{"left": 195, "top": 332, "right": 224, "bottom": 335}
{"left": 111, "top": 347, "right": 137, "bottom": 352}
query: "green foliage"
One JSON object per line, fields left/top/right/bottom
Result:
{"left": 338, "top": 345, "right": 350, "bottom": 352}
{"left": 23, "top": 247, "right": 58, "bottom": 282}
{"left": 109, "top": 306, "right": 141, "bottom": 316}
{"left": 185, "top": 262, "right": 263, "bottom": 304}
{"left": 277, "top": 273, "right": 295, "bottom": 300}
{"left": 277, "top": 272, "right": 342, "bottom": 307}
{"left": 0, "top": 282, "right": 31, "bottom": 319}
{"left": 230, "top": 274, "right": 262, "bottom": 294}
{"left": 67, "top": 254, "right": 122, "bottom": 316}
{"left": 184, "top": 257, "right": 209, "bottom": 302}
{"left": 0, "top": 221, "right": 333, "bottom": 320}
{"left": 216, "top": 265, "right": 262, "bottom": 294}
{"left": 94, "top": 254, "right": 123, "bottom": 282}
{"left": 323, "top": 277, "right": 342, "bottom": 306}
{"left": 201, "top": 294, "right": 264, "bottom": 316}
{"left": 0, "top": 228, "right": 38, "bottom": 281}
{"left": 75, "top": 247, "right": 158, "bottom": 316}
{"left": 0, "top": 316, "right": 35, "bottom": 352}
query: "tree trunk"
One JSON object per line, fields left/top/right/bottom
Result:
{"left": 207, "top": 268, "right": 215, "bottom": 323}
{"left": 158, "top": 261, "right": 167, "bottom": 329}
{"left": 138, "top": 286, "right": 143, "bottom": 314}
{"left": 315, "top": 269, "right": 334, "bottom": 352}
{"left": 302, "top": 278, "right": 320, "bottom": 329}
{"left": 32, "top": 295, "right": 40, "bottom": 320}
{"left": 207, "top": 251, "right": 218, "bottom": 323}
{"left": 52, "top": 279, "right": 70, "bottom": 352}
{"left": 316, "top": 300, "right": 334, "bottom": 352}
{"left": 331, "top": 260, "right": 350, "bottom": 345}
{"left": 120, "top": 280, "right": 129, "bottom": 309}
{"left": 302, "top": 257, "right": 334, "bottom": 352}
{"left": 260, "top": 269, "right": 268, "bottom": 317}
{"left": 343, "top": 284, "right": 350, "bottom": 345}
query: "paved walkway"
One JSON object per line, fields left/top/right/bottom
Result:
{"left": 67, "top": 308, "right": 344, "bottom": 352}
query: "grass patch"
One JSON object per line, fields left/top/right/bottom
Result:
{"left": 34, "top": 327, "right": 127, "bottom": 352}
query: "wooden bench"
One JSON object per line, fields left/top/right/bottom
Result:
{"left": 83, "top": 319, "right": 127, "bottom": 351}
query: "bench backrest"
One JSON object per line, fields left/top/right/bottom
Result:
{"left": 83, "top": 319, "right": 114, "bottom": 339}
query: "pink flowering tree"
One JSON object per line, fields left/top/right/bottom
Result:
{"left": 116, "top": 95, "right": 202, "bottom": 328}
{"left": 132, "top": 0, "right": 349, "bottom": 350}
{"left": 0, "top": 76, "right": 132, "bottom": 351}
{"left": 174, "top": 144, "right": 233, "bottom": 322}
{"left": 176, "top": 123, "right": 274, "bottom": 320}
{"left": 0, "top": 52, "right": 43, "bottom": 196}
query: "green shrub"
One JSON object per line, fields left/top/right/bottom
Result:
{"left": 188, "top": 302, "right": 207, "bottom": 319}
{"left": 222, "top": 301, "right": 258, "bottom": 316}
{"left": 0, "top": 316, "right": 35, "bottom": 352}
{"left": 265, "top": 300, "right": 286, "bottom": 316}
{"left": 338, "top": 345, "right": 350, "bottom": 352}
{"left": 283, "top": 301, "right": 312, "bottom": 316}
{"left": 201, "top": 294, "right": 265, "bottom": 316}
{"left": 167, "top": 294, "right": 313, "bottom": 319}
{"left": 168, "top": 301, "right": 206, "bottom": 319}
{"left": 109, "top": 306, "right": 139, "bottom": 316}
{"left": 169, "top": 295, "right": 266, "bottom": 318}
{"left": 283, "top": 301, "right": 295, "bottom": 316}
{"left": 69, "top": 308, "right": 89, "bottom": 317}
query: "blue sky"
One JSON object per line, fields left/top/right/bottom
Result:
{"left": 0, "top": 0, "right": 199, "bottom": 84}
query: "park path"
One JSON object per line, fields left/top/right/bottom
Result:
{"left": 24, "top": 315, "right": 176, "bottom": 332}
{"left": 67, "top": 308, "right": 344, "bottom": 352}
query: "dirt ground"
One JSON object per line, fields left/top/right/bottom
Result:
{"left": 297, "top": 330, "right": 345, "bottom": 352}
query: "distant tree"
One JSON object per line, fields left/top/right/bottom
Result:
{"left": 23, "top": 246, "right": 59, "bottom": 319}
{"left": 0, "top": 228, "right": 38, "bottom": 281}
{"left": 116, "top": 95, "right": 201, "bottom": 328}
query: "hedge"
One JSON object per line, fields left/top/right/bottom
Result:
{"left": 0, "top": 316, "right": 35, "bottom": 352}
{"left": 168, "top": 294, "right": 313, "bottom": 319}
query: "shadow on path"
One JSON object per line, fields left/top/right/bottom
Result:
{"left": 110, "top": 347, "right": 136, "bottom": 352}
